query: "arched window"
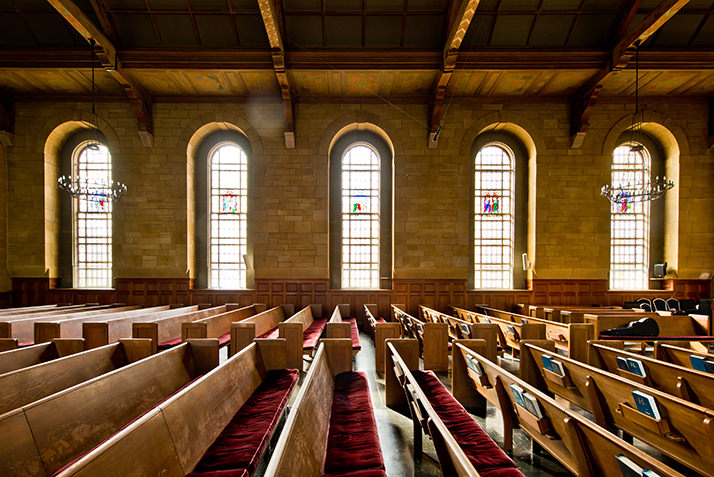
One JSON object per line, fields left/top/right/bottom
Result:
{"left": 195, "top": 131, "right": 252, "bottom": 289}
{"left": 330, "top": 131, "right": 392, "bottom": 289}
{"left": 71, "top": 141, "right": 113, "bottom": 288}
{"left": 471, "top": 131, "right": 528, "bottom": 290}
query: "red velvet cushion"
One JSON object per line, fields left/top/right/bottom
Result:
{"left": 258, "top": 327, "right": 279, "bottom": 339}
{"left": 376, "top": 318, "right": 386, "bottom": 323}
{"left": 347, "top": 318, "right": 361, "bottom": 350}
{"left": 157, "top": 336, "right": 182, "bottom": 350}
{"left": 324, "top": 372, "right": 385, "bottom": 475}
{"left": 303, "top": 318, "right": 328, "bottom": 349}
{"left": 217, "top": 332, "right": 231, "bottom": 347}
{"left": 188, "top": 369, "right": 299, "bottom": 476}
{"left": 412, "top": 370, "right": 523, "bottom": 476}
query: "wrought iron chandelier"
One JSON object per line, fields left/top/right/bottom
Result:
{"left": 601, "top": 41, "right": 673, "bottom": 206}
{"left": 58, "top": 38, "right": 127, "bottom": 202}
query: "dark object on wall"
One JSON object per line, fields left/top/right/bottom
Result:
{"left": 654, "top": 262, "right": 667, "bottom": 278}
{"left": 602, "top": 317, "right": 660, "bottom": 337}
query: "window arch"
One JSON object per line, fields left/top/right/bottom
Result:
{"left": 59, "top": 133, "right": 113, "bottom": 288}
{"left": 330, "top": 131, "right": 392, "bottom": 289}
{"left": 609, "top": 134, "right": 665, "bottom": 290}
{"left": 471, "top": 132, "right": 528, "bottom": 289}
{"left": 195, "top": 131, "right": 252, "bottom": 289}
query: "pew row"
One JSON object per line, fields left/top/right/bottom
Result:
{"left": 0, "top": 304, "right": 108, "bottom": 324}
{"left": 523, "top": 304, "right": 624, "bottom": 323}
{"left": 1, "top": 339, "right": 219, "bottom": 476}
{"left": 283, "top": 304, "right": 328, "bottom": 357}
{"left": 0, "top": 339, "right": 153, "bottom": 415}
{"left": 386, "top": 339, "right": 523, "bottom": 476}
{"left": 229, "top": 304, "right": 298, "bottom": 365}
{"left": 56, "top": 338, "right": 298, "bottom": 477}
{"left": 364, "top": 304, "right": 400, "bottom": 375}
{"left": 520, "top": 340, "right": 714, "bottom": 476}
{"left": 392, "top": 305, "right": 449, "bottom": 371}
{"left": 452, "top": 341, "right": 684, "bottom": 477}
{"left": 325, "top": 304, "right": 361, "bottom": 353}
{"left": 183, "top": 303, "right": 268, "bottom": 347}
{"left": 0, "top": 303, "right": 75, "bottom": 316}
{"left": 654, "top": 342, "right": 714, "bottom": 369}
{"left": 0, "top": 338, "right": 85, "bottom": 375}
{"left": 0, "top": 338, "right": 18, "bottom": 352}
{"left": 265, "top": 338, "right": 386, "bottom": 477}
{"left": 585, "top": 312, "right": 711, "bottom": 338}
{"left": 420, "top": 305, "right": 500, "bottom": 362}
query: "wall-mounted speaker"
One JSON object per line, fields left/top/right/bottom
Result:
{"left": 522, "top": 253, "right": 530, "bottom": 272}
{"left": 654, "top": 262, "right": 667, "bottom": 278}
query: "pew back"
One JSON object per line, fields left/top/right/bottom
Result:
{"left": 392, "top": 305, "right": 448, "bottom": 371}
{"left": 133, "top": 304, "right": 228, "bottom": 353}
{"left": 0, "top": 339, "right": 85, "bottom": 375}
{"left": 364, "top": 304, "right": 400, "bottom": 375}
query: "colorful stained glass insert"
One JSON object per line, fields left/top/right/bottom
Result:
{"left": 352, "top": 195, "right": 368, "bottom": 213}
{"left": 482, "top": 193, "right": 500, "bottom": 214}
{"left": 88, "top": 191, "right": 108, "bottom": 212}
{"left": 221, "top": 191, "right": 240, "bottom": 213}
{"left": 616, "top": 192, "right": 632, "bottom": 213}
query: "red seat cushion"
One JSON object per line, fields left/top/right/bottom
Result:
{"left": 258, "top": 326, "right": 280, "bottom": 339}
{"left": 412, "top": 370, "right": 523, "bottom": 477}
{"left": 324, "top": 372, "right": 385, "bottom": 476}
{"left": 188, "top": 369, "right": 299, "bottom": 476}
{"left": 157, "top": 336, "right": 182, "bottom": 350}
{"left": 347, "top": 318, "right": 361, "bottom": 350}
{"left": 303, "top": 318, "right": 328, "bottom": 349}
{"left": 217, "top": 332, "right": 231, "bottom": 347}
{"left": 376, "top": 318, "right": 386, "bottom": 323}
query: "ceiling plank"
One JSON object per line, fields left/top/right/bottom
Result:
{"left": 569, "top": 0, "right": 690, "bottom": 149}
{"left": 46, "top": 0, "right": 154, "bottom": 147}
{"left": 428, "top": 0, "right": 480, "bottom": 147}
{"left": 257, "top": 0, "right": 295, "bottom": 148}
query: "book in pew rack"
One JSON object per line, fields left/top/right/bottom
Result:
{"left": 615, "top": 454, "right": 661, "bottom": 477}
{"left": 465, "top": 354, "right": 484, "bottom": 376}
{"left": 509, "top": 383, "right": 526, "bottom": 408}
{"left": 704, "top": 360, "right": 714, "bottom": 374}
{"left": 548, "top": 359, "right": 566, "bottom": 376}
{"left": 631, "top": 391, "right": 662, "bottom": 420}
{"left": 521, "top": 392, "right": 544, "bottom": 418}
{"left": 626, "top": 358, "right": 647, "bottom": 377}
{"left": 541, "top": 354, "right": 554, "bottom": 371}
{"left": 616, "top": 356, "right": 629, "bottom": 371}
{"left": 690, "top": 355, "right": 707, "bottom": 372}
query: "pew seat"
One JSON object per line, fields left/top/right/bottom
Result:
{"left": 412, "top": 370, "right": 522, "bottom": 476}
{"left": 324, "top": 371, "right": 384, "bottom": 476}
{"left": 187, "top": 368, "right": 299, "bottom": 477}
{"left": 303, "top": 318, "right": 328, "bottom": 350}
{"left": 345, "top": 317, "right": 361, "bottom": 350}
{"left": 157, "top": 336, "right": 182, "bottom": 350}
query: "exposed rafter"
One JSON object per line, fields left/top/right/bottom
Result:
{"left": 428, "top": 0, "right": 480, "bottom": 148}
{"left": 46, "top": 0, "right": 154, "bottom": 147}
{"left": 569, "top": 0, "right": 690, "bottom": 149}
{"left": 257, "top": 0, "right": 295, "bottom": 149}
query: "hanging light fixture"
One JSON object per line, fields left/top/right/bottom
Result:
{"left": 601, "top": 41, "right": 674, "bottom": 206}
{"left": 58, "top": 38, "right": 127, "bottom": 202}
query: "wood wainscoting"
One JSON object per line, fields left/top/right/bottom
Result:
{"left": 9, "top": 277, "right": 712, "bottom": 320}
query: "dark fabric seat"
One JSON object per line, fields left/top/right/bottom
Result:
{"left": 188, "top": 369, "right": 299, "bottom": 477}
{"left": 376, "top": 318, "right": 386, "bottom": 324}
{"left": 217, "top": 332, "right": 231, "bottom": 347}
{"left": 324, "top": 371, "right": 385, "bottom": 477}
{"left": 303, "top": 318, "right": 327, "bottom": 350}
{"left": 258, "top": 327, "right": 279, "bottom": 339}
{"left": 413, "top": 370, "right": 523, "bottom": 477}
{"left": 157, "top": 336, "right": 182, "bottom": 350}
{"left": 347, "top": 317, "right": 361, "bottom": 350}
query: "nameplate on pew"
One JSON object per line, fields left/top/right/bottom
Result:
{"left": 464, "top": 354, "right": 491, "bottom": 388}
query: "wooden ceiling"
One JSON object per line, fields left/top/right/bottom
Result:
{"left": 0, "top": 0, "right": 712, "bottom": 147}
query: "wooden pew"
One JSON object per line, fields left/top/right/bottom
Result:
{"left": 460, "top": 305, "right": 593, "bottom": 362}
{"left": 420, "top": 305, "right": 499, "bottom": 363}
{"left": 0, "top": 339, "right": 152, "bottom": 415}
{"left": 520, "top": 340, "right": 714, "bottom": 476}
{"left": 183, "top": 303, "right": 268, "bottom": 347}
{"left": 585, "top": 312, "right": 711, "bottom": 338}
{"left": 0, "top": 304, "right": 108, "bottom": 323}
{"left": 82, "top": 305, "right": 198, "bottom": 349}
{"left": 0, "top": 338, "right": 18, "bottom": 352}
{"left": 364, "top": 304, "right": 400, "bottom": 375}
{"left": 588, "top": 340, "right": 714, "bottom": 409}
{"left": 392, "top": 305, "right": 448, "bottom": 371}
{"left": 34, "top": 305, "right": 172, "bottom": 346}
{"left": 133, "top": 304, "right": 229, "bottom": 354}
{"left": 229, "top": 304, "right": 300, "bottom": 366}
{"left": 385, "top": 339, "right": 523, "bottom": 476}
{"left": 0, "top": 304, "right": 132, "bottom": 344}
{"left": 654, "top": 342, "right": 714, "bottom": 369}
{"left": 0, "top": 303, "right": 77, "bottom": 317}
{"left": 452, "top": 341, "right": 685, "bottom": 477}
{"left": 525, "top": 304, "right": 624, "bottom": 323}
{"left": 326, "top": 304, "right": 360, "bottom": 354}
{"left": 0, "top": 338, "right": 85, "bottom": 375}
{"left": 55, "top": 338, "right": 298, "bottom": 477}
{"left": 0, "top": 338, "right": 219, "bottom": 476}
{"left": 281, "top": 304, "right": 328, "bottom": 362}
{"left": 265, "top": 338, "right": 386, "bottom": 477}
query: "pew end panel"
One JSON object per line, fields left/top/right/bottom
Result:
{"left": 0, "top": 337, "right": 18, "bottom": 352}
{"left": 309, "top": 303, "right": 323, "bottom": 319}
{"left": 254, "top": 338, "right": 289, "bottom": 371}
{"left": 186, "top": 339, "right": 220, "bottom": 375}
{"left": 0, "top": 321, "right": 10, "bottom": 338}
{"left": 374, "top": 322, "right": 400, "bottom": 376}
{"left": 34, "top": 322, "right": 61, "bottom": 345}
{"left": 518, "top": 339, "right": 554, "bottom": 389}
{"left": 52, "top": 338, "right": 86, "bottom": 357}
{"left": 326, "top": 321, "right": 351, "bottom": 339}
{"left": 229, "top": 322, "right": 257, "bottom": 357}
{"left": 279, "top": 321, "right": 304, "bottom": 370}
{"left": 182, "top": 321, "right": 208, "bottom": 341}
{"left": 321, "top": 338, "right": 353, "bottom": 377}
{"left": 451, "top": 339, "right": 489, "bottom": 414}
{"left": 468, "top": 323, "right": 499, "bottom": 363}
{"left": 422, "top": 322, "right": 449, "bottom": 371}
{"left": 82, "top": 322, "right": 109, "bottom": 350}
{"left": 385, "top": 338, "right": 419, "bottom": 412}
{"left": 132, "top": 322, "right": 159, "bottom": 354}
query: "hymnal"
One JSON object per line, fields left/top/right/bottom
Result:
{"left": 541, "top": 354, "right": 553, "bottom": 371}
{"left": 465, "top": 355, "right": 484, "bottom": 376}
{"left": 615, "top": 454, "right": 643, "bottom": 477}
{"left": 481, "top": 317, "right": 491, "bottom": 324}
{"left": 704, "top": 360, "right": 714, "bottom": 374}
{"left": 460, "top": 324, "right": 470, "bottom": 335}
{"left": 631, "top": 391, "right": 661, "bottom": 420}
{"left": 690, "top": 355, "right": 707, "bottom": 372}
{"left": 616, "top": 356, "right": 630, "bottom": 371}
{"left": 521, "top": 392, "right": 544, "bottom": 418}
{"left": 509, "top": 383, "right": 526, "bottom": 408}
{"left": 626, "top": 358, "right": 647, "bottom": 377}
{"left": 642, "top": 469, "right": 662, "bottom": 477}
{"left": 549, "top": 359, "right": 566, "bottom": 376}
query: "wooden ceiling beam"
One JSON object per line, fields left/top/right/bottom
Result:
{"left": 428, "top": 0, "right": 480, "bottom": 148}
{"left": 569, "top": 0, "right": 690, "bottom": 149}
{"left": 46, "top": 0, "right": 154, "bottom": 147}
{"left": 258, "top": 0, "right": 295, "bottom": 149}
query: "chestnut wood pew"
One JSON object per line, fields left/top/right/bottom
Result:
{"left": 452, "top": 341, "right": 684, "bottom": 477}
{"left": 392, "top": 305, "right": 449, "bottom": 371}
{"left": 558, "top": 307, "right": 639, "bottom": 323}
{"left": 0, "top": 304, "right": 108, "bottom": 323}
{"left": 0, "top": 338, "right": 153, "bottom": 416}
{"left": 451, "top": 306, "right": 547, "bottom": 360}
{"left": 461, "top": 305, "right": 594, "bottom": 362}
{"left": 55, "top": 338, "right": 299, "bottom": 477}
{"left": 654, "top": 342, "right": 714, "bottom": 369}
{"left": 588, "top": 340, "right": 714, "bottom": 409}
{"left": 282, "top": 304, "right": 328, "bottom": 359}
{"left": 326, "top": 304, "right": 360, "bottom": 354}
{"left": 183, "top": 303, "right": 268, "bottom": 348}
{"left": 520, "top": 340, "right": 714, "bottom": 476}
{"left": 0, "top": 303, "right": 78, "bottom": 317}
{"left": 34, "top": 305, "right": 173, "bottom": 346}
{"left": 133, "top": 304, "right": 229, "bottom": 353}
{"left": 265, "top": 338, "right": 386, "bottom": 477}
{"left": 229, "top": 304, "right": 295, "bottom": 357}
{"left": 0, "top": 338, "right": 18, "bottom": 352}
{"left": 420, "top": 305, "right": 500, "bottom": 362}
{"left": 81, "top": 305, "right": 199, "bottom": 349}
{"left": 0, "top": 338, "right": 219, "bottom": 477}
{"left": 583, "top": 312, "right": 709, "bottom": 338}
{"left": 364, "top": 304, "right": 401, "bottom": 374}
{"left": 0, "top": 304, "right": 129, "bottom": 345}
{"left": 385, "top": 339, "right": 523, "bottom": 476}
{"left": 524, "top": 304, "right": 624, "bottom": 323}
{"left": 0, "top": 338, "right": 85, "bottom": 375}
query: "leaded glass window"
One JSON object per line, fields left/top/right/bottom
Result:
{"left": 610, "top": 144, "right": 650, "bottom": 290}
{"left": 209, "top": 143, "right": 247, "bottom": 289}
{"left": 341, "top": 144, "right": 380, "bottom": 289}
{"left": 474, "top": 144, "right": 514, "bottom": 289}
{"left": 73, "top": 142, "right": 112, "bottom": 288}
